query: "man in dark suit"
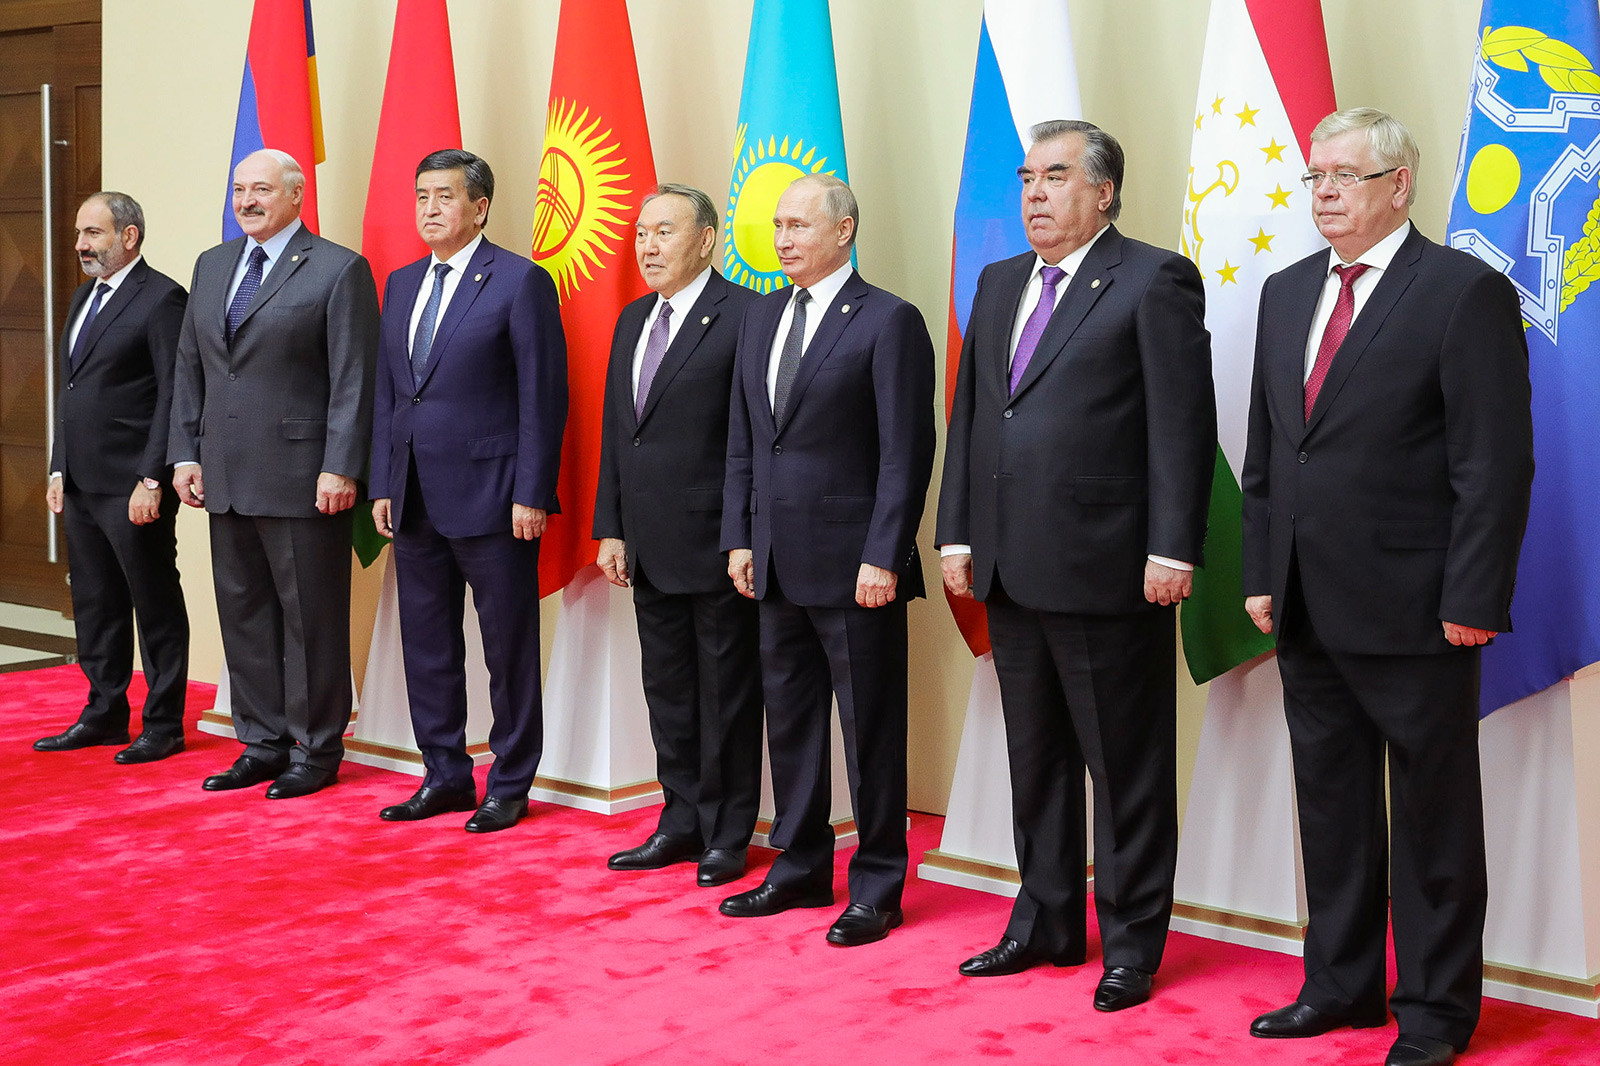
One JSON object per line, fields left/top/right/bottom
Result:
{"left": 720, "top": 174, "right": 935, "bottom": 946}
{"left": 370, "top": 150, "right": 567, "bottom": 834}
{"left": 170, "top": 148, "right": 378, "bottom": 800}
{"left": 1241, "top": 109, "right": 1533, "bottom": 1066}
{"left": 936, "top": 119, "right": 1215, "bottom": 1012}
{"left": 35, "top": 192, "right": 189, "bottom": 763}
{"left": 594, "top": 183, "right": 762, "bottom": 884}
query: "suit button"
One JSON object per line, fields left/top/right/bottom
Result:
{"left": 633, "top": 437, "right": 640, "bottom": 447}
{"left": 66, "top": 382, "right": 74, "bottom": 390}
{"left": 1003, "top": 409, "right": 1014, "bottom": 419}
{"left": 773, "top": 445, "right": 783, "bottom": 455}
{"left": 1297, "top": 451, "right": 1308, "bottom": 463}
{"left": 228, "top": 373, "right": 237, "bottom": 381}
{"left": 412, "top": 397, "right": 421, "bottom": 405}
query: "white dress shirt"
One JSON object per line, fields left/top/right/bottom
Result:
{"left": 408, "top": 232, "right": 485, "bottom": 353}
{"left": 1303, "top": 220, "right": 1412, "bottom": 381}
{"left": 765, "top": 259, "right": 856, "bottom": 408}
{"left": 632, "top": 265, "right": 712, "bottom": 401}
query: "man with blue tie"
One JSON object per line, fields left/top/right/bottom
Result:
{"left": 370, "top": 149, "right": 567, "bottom": 833}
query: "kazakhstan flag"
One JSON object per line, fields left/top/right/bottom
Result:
{"left": 724, "top": 0, "right": 851, "bottom": 294}
{"left": 1447, "top": 1, "right": 1600, "bottom": 713}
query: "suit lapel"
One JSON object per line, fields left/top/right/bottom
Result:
{"left": 384, "top": 257, "right": 429, "bottom": 389}
{"left": 747, "top": 292, "right": 784, "bottom": 436}
{"left": 613, "top": 297, "right": 652, "bottom": 426}
{"left": 638, "top": 272, "right": 726, "bottom": 427}
{"left": 416, "top": 239, "right": 496, "bottom": 391}
{"left": 59, "top": 282, "right": 91, "bottom": 368}
{"left": 776, "top": 270, "right": 869, "bottom": 434}
{"left": 983, "top": 255, "right": 1035, "bottom": 396}
{"left": 1009, "top": 229, "right": 1121, "bottom": 401}
{"left": 235, "top": 227, "right": 315, "bottom": 335}
{"left": 71, "top": 263, "right": 147, "bottom": 378}
{"left": 1273, "top": 256, "right": 1328, "bottom": 445}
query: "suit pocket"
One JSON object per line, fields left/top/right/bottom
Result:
{"left": 1071, "top": 476, "right": 1145, "bottom": 505}
{"left": 280, "top": 417, "right": 327, "bottom": 440}
{"left": 466, "top": 432, "right": 517, "bottom": 459}
{"left": 1377, "top": 519, "right": 1451, "bottom": 550}
{"left": 820, "top": 495, "right": 874, "bottom": 523}
{"left": 685, "top": 488, "right": 722, "bottom": 512}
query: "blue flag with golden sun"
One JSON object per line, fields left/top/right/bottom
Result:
{"left": 1447, "top": 2, "right": 1600, "bottom": 714}
{"left": 724, "top": 0, "right": 851, "bottom": 293}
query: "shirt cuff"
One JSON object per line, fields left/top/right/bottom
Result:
{"left": 174, "top": 460, "right": 198, "bottom": 468}
{"left": 939, "top": 544, "right": 972, "bottom": 557}
{"left": 1148, "top": 554, "right": 1193, "bottom": 571}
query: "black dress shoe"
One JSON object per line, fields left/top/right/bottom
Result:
{"left": 697, "top": 848, "right": 748, "bottom": 887}
{"left": 1251, "top": 1001, "right": 1388, "bottom": 1039}
{"left": 1385, "top": 1035, "right": 1456, "bottom": 1066}
{"left": 464, "top": 795, "right": 529, "bottom": 833}
{"left": 265, "top": 764, "right": 338, "bottom": 799}
{"left": 719, "top": 880, "right": 833, "bottom": 917}
{"left": 608, "top": 833, "right": 702, "bottom": 870}
{"left": 380, "top": 785, "right": 478, "bottom": 821}
{"left": 959, "top": 937, "right": 1082, "bottom": 977}
{"left": 34, "top": 723, "right": 129, "bottom": 751}
{"left": 202, "top": 754, "right": 289, "bottom": 791}
{"left": 1093, "top": 967, "right": 1153, "bottom": 1012}
{"left": 825, "top": 902, "right": 903, "bottom": 946}
{"left": 114, "top": 732, "right": 185, "bottom": 764}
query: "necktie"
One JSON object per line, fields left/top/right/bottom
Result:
{"left": 634, "top": 301, "right": 673, "bottom": 421}
{"left": 69, "top": 282, "right": 112, "bottom": 369}
{"left": 411, "top": 262, "right": 451, "bottom": 389}
{"left": 772, "top": 288, "right": 811, "bottom": 426}
{"left": 1304, "top": 263, "right": 1370, "bottom": 421}
{"left": 227, "top": 246, "right": 268, "bottom": 341}
{"left": 1009, "top": 265, "right": 1066, "bottom": 394}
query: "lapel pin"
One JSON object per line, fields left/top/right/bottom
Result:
{"left": 1090, "top": 278, "right": 1100, "bottom": 288}
{"left": 290, "top": 255, "right": 300, "bottom": 263}
{"left": 474, "top": 273, "right": 483, "bottom": 282}
{"left": 841, "top": 304, "right": 851, "bottom": 313}
{"left": 702, "top": 316, "right": 711, "bottom": 325}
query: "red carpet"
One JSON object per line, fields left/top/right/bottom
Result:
{"left": 3, "top": 664, "right": 1595, "bottom": 1065}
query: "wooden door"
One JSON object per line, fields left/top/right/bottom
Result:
{"left": 0, "top": 7, "right": 100, "bottom": 612}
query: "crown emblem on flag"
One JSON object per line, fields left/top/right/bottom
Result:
{"left": 723, "top": 123, "right": 835, "bottom": 293}
{"left": 532, "top": 97, "right": 633, "bottom": 300}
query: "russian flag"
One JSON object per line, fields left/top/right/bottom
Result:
{"left": 945, "top": 1, "right": 1081, "bottom": 655}
{"left": 223, "top": 0, "right": 325, "bottom": 239}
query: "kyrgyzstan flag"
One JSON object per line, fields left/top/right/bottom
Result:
{"left": 530, "top": 0, "right": 657, "bottom": 596}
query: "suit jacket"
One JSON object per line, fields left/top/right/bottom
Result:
{"left": 370, "top": 239, "right": 567, "bottom": 539}
{"left": 935, "top": 228, "right": 1216, "bottom": 615}
{"left": 1241, "top": 225, "right": 1534, "bottom": 655}
{"left": 722, "top": 269, "right": 935, "bottom": 609}
{"left": 168, "top": 225, "right": 379, "bottom": 516}
{"left": 53, "top": 259, "right": 187, "bottom": 493}
{"left": 594, "top": 270, "right": 758, "bottom": 594}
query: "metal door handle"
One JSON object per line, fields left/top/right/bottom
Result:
{"left": 42, "top": 83, "right": 58, "bottom": 564}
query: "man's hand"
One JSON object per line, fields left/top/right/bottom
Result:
{"left": 129, "top": 482, "right": 161, "bottom": 525}
{"left": 597, "top": 537, "right": 630, "bottom": 587}
{"left": 1443, "top": 621, "right": 1496, "bottom": 646}
{"left": 316, "top": 472, "right": 357, "bottom": 515}
{"left": 174, "top": 465, "right": 205, "bottom": 508}
{"left": 728, "top": 548, "right": 756, "bottom": 599}
{"left": 941, "top": 552, "right": 975, "bottom": 599}
{"left": 856, "top": 563, "right": 898, "bottom": 608}
{"left": 46, "top": 476, "right": 63, "bottom": 515}
{"left": 1144, "top": 560, "right": 1193, "bottom": 606}
{"left": 1245, "top": 595, "right": 1273, "bottom": 635}
{"left": 372, "top": 498, "right": 393, "bottom": 539}
{"left": 512, "top": 505, "right": 546, "bottom": 541}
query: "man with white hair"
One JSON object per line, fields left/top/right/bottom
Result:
{"left": 169, "top": 148, "right": 379, "bottom": 800}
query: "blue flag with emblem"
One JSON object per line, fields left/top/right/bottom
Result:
{"left": 1447, "top": 1, "right": 1600, "bottom": 714}
{"left": 723, "top": 0, "right": 852, "bottom": 294}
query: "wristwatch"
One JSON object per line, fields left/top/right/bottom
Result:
{"left": 141, "top": 477, "right": 161, "bottom": 490}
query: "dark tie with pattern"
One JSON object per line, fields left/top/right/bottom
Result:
{"left": 227, "top": 246, "right": 267, "bottom": 341}
{"left": 69, "top": 282, "right": 112, "bottom": 370}
{"left": 772, "top": 288, "right": 811, "bottom": 426}
{"left": 634, "top": 301, "right": 673, "bottom": 421}
{"left": 1304, "top": 263, "right": 1370, "bottom": 421}
{"left": 412, "top": 262, "right": 451, "bottom": 389}
{"left": 1009, "top": 265, "right": 1066, "bottom": 394}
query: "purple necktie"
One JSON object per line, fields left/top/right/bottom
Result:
{"left": 1009, "top": 265, "right": 1066, "bottom": 394}
{"left": 634, "top": 301, "right": 673, "bottom": 420}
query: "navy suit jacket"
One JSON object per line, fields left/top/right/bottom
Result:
{"left": 1241, "top": 225, "right": 1534, "bottom": 654}
{"left": 594, "top": 269, "right": 759, "bottom": 594}
{"left": 722, "top": 269, "right": 935, "bottom": 609}
{"left": 370, "top": 239, "right": 567, "bottom": 539}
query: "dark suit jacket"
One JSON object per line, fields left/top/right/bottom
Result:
{"left": 53, "top": 259, "right": 187, "bottom": 492}
{"left": 1241, "top": 225, "right": 1534, "bottom": 655}
{"left": 935, "top": 228, "right": 1216, "bottom": 615}
{"left": 594, "top": 269, "right": 759, "bottom": 594}
{"left": 722, "top": 269, "right": 935, "bottom": 609}
{"left": 168, "top": 223, "right": 379, "bottom": 516}
{"left": 370, "top": 239, "right": 567, "bottom": 539}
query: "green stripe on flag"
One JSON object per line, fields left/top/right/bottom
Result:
{"left": 1180, "top": 448, "right": 1273, "bottom": 683}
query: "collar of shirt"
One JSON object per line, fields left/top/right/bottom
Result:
{"left": 1032, "top": 223, "right": 1110, "bottom": 284}
{"left": 765, "top": 259, "right": 857, "bottom": 407}
{"left": 1323, "top": 218, "right": 1410, "bottom": 278}
{"left": 428, "top": 231, "right": 484, "bottom": 276}
{"left": 93, "top": 254, "right": 143, "bottom": 298}
{"left": 632, "top": 266, "right": 715, "bottom": 397}
{"left": 408, "top": 232, "right": 485, "bottom": 356}
{"left": 1010, "top": 225, "right": 1110, "bottom": 359}
{"left": 249, "top": 217, "right": 303, "bottom": 271}
{"left": 1303, "top": 220, "right": 1413, "bottom": 381}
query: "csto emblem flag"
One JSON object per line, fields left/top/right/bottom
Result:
{"left": 1447, "top": 2, "right": 1600, "bottom": 713}
{"left": 530, "top": 0, "right": 656, "bottom": 597}
{"left": 724, "top": 0, "right": 852, "bottom": 294}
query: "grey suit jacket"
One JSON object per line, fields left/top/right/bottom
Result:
{"left": 168, "top": 224, "right": 379, "bottom": 516}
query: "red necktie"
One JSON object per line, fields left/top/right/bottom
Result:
{"left": 1304, "top": 262, "right": 1369, "bottom": 422}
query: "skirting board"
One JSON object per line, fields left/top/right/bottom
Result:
{"left": 918, "top": 850, "right": 1099, "bottom": 900}
{"left": 530, "top": 775, "right": 663, "bottom": 815}
{"left": 1170, "top": 901, "right": 1307, "bottom": 956}
{"left": 752, "top": 817, "right": 862, "bottom": 851}
{"left": 343, "top": 735, "right": 493, "bottom": 777}
{"left": 1483, "top": 964, "right": 1600, "bottom": 1018}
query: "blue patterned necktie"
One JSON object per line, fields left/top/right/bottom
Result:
{"left": 634, "top": 301, "right": 673, "bottom": 421}
{"left": 412, "top": 262, "right": 451, "bottom": 389}
{"left": 227, "top": 246, "right": 267, "bottom": 341}
{"left": 772, "top": 288, "right": 811, "bottom": 425}
{"left": 69, "top": 282, "right": 112, "bottom": 369}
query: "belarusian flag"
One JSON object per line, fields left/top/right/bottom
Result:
{"left": 1178, "top": 0, "right": 1334, "bottom": 683}
{"left": 530, "top": 0, "right": 656, "bottom": 596}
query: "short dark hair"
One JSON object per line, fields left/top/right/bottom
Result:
{"left": 416, "top": 149, "right": 495, "bottom": 204}
{"left": 88, "top": 191, "right": 145, "bottom": 248}
{"left": 1028, "top": 119, "right": 1125, "bottom": 222}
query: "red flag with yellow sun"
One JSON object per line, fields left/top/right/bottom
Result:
{"left": 531, "top": 0, "right": 656, "bottom": 596}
